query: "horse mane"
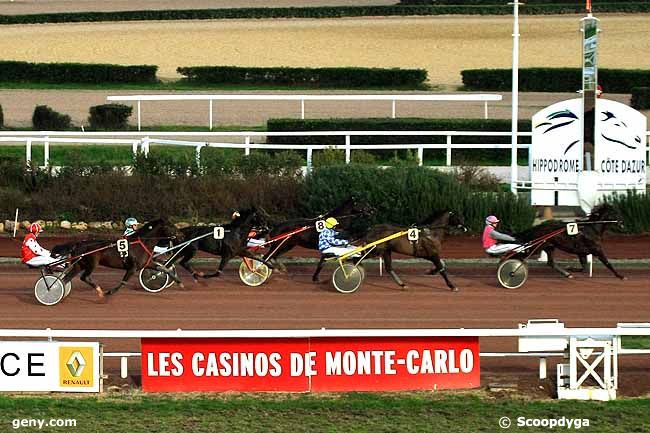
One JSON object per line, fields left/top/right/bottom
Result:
{"left": 417, "top": 210, "right": 450, "bottom": 227}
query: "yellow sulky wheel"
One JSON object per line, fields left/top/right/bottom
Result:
{"left": 332, "top": 263, "right": 364, "bottom": 294}
{"left": 239, "top": 258, "right": 272, "bottom": 287}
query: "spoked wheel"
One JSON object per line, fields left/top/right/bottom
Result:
{"left": 239, "top": 258, "right": 272, "bottom": 287}
{"left": 34, "top": 275, "right": 65, "bottom": 306}
{"left": 139, "top": 266, "right": 173, "bottom": 293}
{"left": 497, "top": 259, "right": 529, "bottom": 290}
{"left": 332, "top": 263, "right": 364, "bottom": 294}
{"left": 53, "top": 271, "right": 73, "bottom": 298}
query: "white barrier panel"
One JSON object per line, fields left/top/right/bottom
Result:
{"left": 0, "top": 342, "right": 100, "bottom": 392}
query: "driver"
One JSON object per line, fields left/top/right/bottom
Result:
{"left": 21, "top": 223, "right": 60, "bottom": 267}
{"left": 318, "top": 217, "right": 358, "bottom": 256}
{"left": 123, "top": 217, "right": 169, "bottom": 254}
{"left": 482, "top": 215, "right": 522, "bottom": 255}
{"left": 232, "top": 210, "right": 266, "bottom": 248}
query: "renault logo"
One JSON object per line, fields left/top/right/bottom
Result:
{"left": 65, "top": 351, "right": 86, "bottom": 377}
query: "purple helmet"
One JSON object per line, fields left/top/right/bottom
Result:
{"left": 485, "top": 215, "right": 500, "bottom": 225}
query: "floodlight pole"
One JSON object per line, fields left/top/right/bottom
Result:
{"left": 510, "top": 0, "right": 523, "bottom": 194}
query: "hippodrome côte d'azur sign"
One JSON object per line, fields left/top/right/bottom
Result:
{"left": 530, "top": 98, "right": 647, "bottom": 207}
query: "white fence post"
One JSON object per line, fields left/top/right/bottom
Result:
{"left": 306, "top": 147, "right": 313, "bottom": 173}
{"left": 345, "top": 135, "right": 351, "bottom": 164}
{"left": 391, "top": 100, "right": 396, "bottom": 119}
{"left": 209, "top": 100, "right": 213, "bottom": 131}
{"left": 132, "top": 140, "right": 139, "bottom": 157}
{"left": 245, "top": 136, "right": 251, "bottom": 156}
{"left": 446, "top": 135, "right": 452, "bottom": 166}
{"left": 26, "top": 138, "right": 32, "bottom": 164}
{"left": 418, "top": 145, "right": 424, "bottom": 167}
{"left": 195, "top": 145, "right": 202, "bottom": 169}
{"left": 120, "top": 357, "right": 128, "bottom": 379}
{"left": 301, "top": 99, "right": 305, "bottom": 120}
{"left": 142, "top": 136, "right": 150, "bottom": 156}
{"left": 44, "top": 136, "right": 50, "bottom": 167}
{"left": 137, "top": 101, "right": 142, "bottom": 131}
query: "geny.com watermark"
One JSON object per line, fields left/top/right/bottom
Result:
{"left": 11, "top": 418, "right": 77, "bottom": 430}
{"left": 499, "top": 416, "right": 590, "bottom": 429}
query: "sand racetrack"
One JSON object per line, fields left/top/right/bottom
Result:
{"left": 0, "top": 14, "right": 649, "bottom": 85}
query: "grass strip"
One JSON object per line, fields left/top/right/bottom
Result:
{"left": 0, "top": 392, "right": 648, "bottom": 432}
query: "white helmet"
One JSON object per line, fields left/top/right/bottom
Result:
{"left": 125, "top": 217, "right": 139, "bottom": 227}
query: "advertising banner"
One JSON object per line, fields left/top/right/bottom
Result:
{"left": 0, "top": 342, "right": 100, "bottom": 392}
{"left": 142, "top": 336, "right": 480, "bottom": 393}
{"left": 530, "top": 98, "right": 646, "bottom": 206}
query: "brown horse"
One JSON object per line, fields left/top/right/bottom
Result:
{"left": 351, "top": 210, "right": 466, "bottom": 292}
{"left": 51, "top": 219, "right": 178, "bottom": 297}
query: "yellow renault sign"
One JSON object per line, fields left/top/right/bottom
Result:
{"left": 59, "top": 346, "right": 95, "bottom": 388}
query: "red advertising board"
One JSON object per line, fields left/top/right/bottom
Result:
{"left": 142, "top": 336, "right": 479, "bottom": 393}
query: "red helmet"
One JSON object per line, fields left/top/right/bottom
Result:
{"left": 29, "top": 222, "right": 43, "bottom": 234}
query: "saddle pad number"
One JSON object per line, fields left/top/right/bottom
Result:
{"left": 315, "top": 220, "right": 326, "bottom": 233}
{"left": 566, "top": 223, "right": 579, "bottom": 236}
{"left": 407, "top": 228, "right": 420, "bottom": 241}
{"left": 213, "top": 226, "right": 225, "bottom": 240}
{"left": 116, "top": 239, "right": 129, "bottom": 258}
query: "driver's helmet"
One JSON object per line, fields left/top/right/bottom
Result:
{"left": 231, "top": 211, "right": 241, "bottom": 220}
{"left": 325, "top": 217, "right": 339, "bottom": 229}
{"left": 485, "top": 215, "right": 500, "bottom": 226}
{"left": 29, "top": 222, "right": 43, "bottom": 235}
{"left": 125, "top": 217, "right": 139, "bottom": 228}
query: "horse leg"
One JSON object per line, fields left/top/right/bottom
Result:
{"left": 567, "top": 254, "right": 589, "bottom": 273}
{"left": 105, "top": 266, "right": 136, "bottom": 296}
{"left": 204, "top": 255, "right": 229, "bottom": 278}
{"left": 178, "top": 246, "right": 203, "bottom": 282}
{"left": 79, "top": 260, "right": 104, "bottom": 298}
{"left": 431, "top": 256, "right": 457, "bottom": 292}
{"left": 384, "top": 251, "right": 406, "bottom": 288}
{"left": 312, "top": 256, "right": 326, "bottom": 283}
{"left": 153, "top": 262, "right": 184, "bottom": 289}
{"left": 594, "top": 251, "right": 626, "bottom": 280}
{"left": 545, "top": 248, "right": 573, "bottom": 278}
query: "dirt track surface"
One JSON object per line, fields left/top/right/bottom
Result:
{"left": 1, "top": 262, "right": 649, "bottom": 395}
{"left": 0, "top": 0, "right": 396, "bottom": 15}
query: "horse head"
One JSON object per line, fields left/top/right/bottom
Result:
{"left": 589, "top": 202, "right": 623, "bottom": 230}
{"left": 447, "top": 210, "right": 468, "bottom": 233}
{"left": 232, "top": 207, "right": 270, "bottom": 234}
{"left": 133, "top": 218, "right": 176, "bottom": 242}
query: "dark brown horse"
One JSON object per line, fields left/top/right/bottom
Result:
{"left": 313, "top": 210, "right": 466, "bottom": 291}
{"left": 51, "top": 219, "right": 178, "bottom": 297}
{"left": 514, "top": 202, "right": 625, "bottom": 279}
{"left": 172, "top": 207, "right": 271, "bottom": 281}
{"left": 264, "top": 196, "right": 375, "bottom": 270}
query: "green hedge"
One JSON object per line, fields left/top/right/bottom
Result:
{"left": 88, "top": 104, "right": 133, "bottom": 130}
{"left": 177, "top": 66, "right": 427, "bottom": 88}
{"left": 400, "top": 0, "right": 647, "bottom": 4}
{"left": 462, "top": 68, "right": 650, "bottom": 93}
{"left": 606, "top": 191, "right": 650, "bottom": 234}
{"left": 2, "top": 3, "right": 649, "bottom": 25}
{"left": 301, "top": 165, "right": 535, "bottom": 233}
{"left": 32, "top": 105, "right": 71, "bottom": 130}
{"left": 631, "top": 87, "right": 650, "bottom": 110}
{"left": 0, "top": 61, "right": 157, "bottom": 84}
{"left": 267, "top": 118, "right": 531, "bottom": 164}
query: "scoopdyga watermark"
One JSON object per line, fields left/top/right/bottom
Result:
{"left": 499, "top": 416, "right": 590, "bottom": 429}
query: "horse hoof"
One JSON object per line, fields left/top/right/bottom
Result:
{"left": 196, "top": 271, "right": 205, "bottom": 278}
{"left": 566, "top": 274, "right": 574, "bottom": 279}
{"left": 620, "top": 276, "right": 628, "bottom": 281}
{"left": 450, "top": 287, "right": 459, "bottom": 293}
{"left": 178, "top": 282, "right": 185, "bottom": 290}
{"left": 95, "top": 287, "right": 105, "bottom": 298}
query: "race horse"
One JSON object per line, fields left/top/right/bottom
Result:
{"left": 312, "top": 210, "right": 466, "bottom": 292}
{"left": 173, "top": 207, "right": 271, "bottom": 281}
{"left": 514, "top": 202, "right": 625, "bottom": 279}
{"left": 51, "top": 218, "right": 179, "bottom": 297}
{"left": 263, "top": 196, "right": 376, "bottom": 270}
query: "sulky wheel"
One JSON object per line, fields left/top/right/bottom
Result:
{"left": 332, "top": 263, "right": 364, "bottom": 294}
{"left": 239, "top": 259, "right": 272, "bottom": 287}
{"left": 497, "top": 259, "right": 528, "bottom": 290}
{"left": 34, "top": 275, "right": 65, "bottom": 306}
{"left": 139, "top": 267, "right": 171, "bottom": 293}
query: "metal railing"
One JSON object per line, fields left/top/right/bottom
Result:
{"left": 1, "top": 324, "right": 648, "bottom": 380}
{"left": 105, "top": 93, "right": 504, "bottom": 130}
